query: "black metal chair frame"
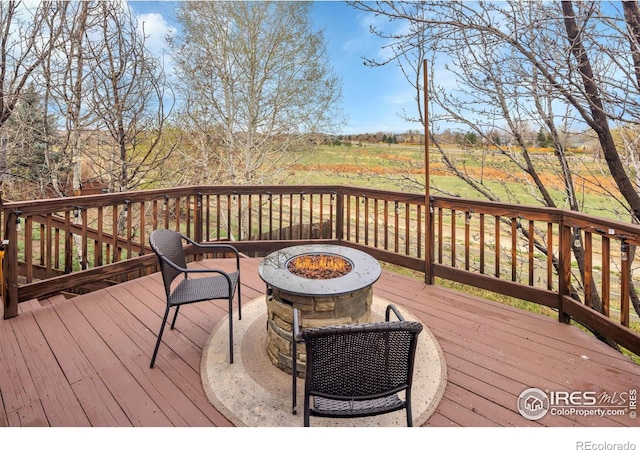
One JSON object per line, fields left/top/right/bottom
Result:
{"left": 292, "top": 304, "right": 422, "bottom": 426}
{"left": 149, "top": 229, "right": 241, "bottom": 368}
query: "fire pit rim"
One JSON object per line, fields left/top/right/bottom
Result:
{"left": 258, "top": 244, "right": 381, "bottom": 297}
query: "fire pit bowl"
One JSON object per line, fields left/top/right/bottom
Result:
{"left": 258, "top": 244, "right": 381, "bottom": 374}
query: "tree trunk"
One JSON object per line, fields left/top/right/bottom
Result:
{"left": 562, "top": 1, "right": 640, "bottom": 222}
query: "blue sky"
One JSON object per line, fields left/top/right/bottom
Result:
{"left": 127, "top": 1, "right": 419, "bottom": 135}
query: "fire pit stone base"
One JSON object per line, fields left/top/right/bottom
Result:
{"left": 266, "top": 285, "right": 373, "bottom": 374}
{"left": 258, "top": 244, "right": 381, "bottom": 375}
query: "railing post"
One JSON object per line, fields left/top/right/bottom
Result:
{"left": 425, "top": 196, "right": 434, "bottom": 284}
{"left": 194, "top": 191, "right": 203, "bottom": 244}
{"left": 558, "top": 221, "right": 572, "bottom": 324}
{"left": 3, "top": 210, "right": 19, "bottom": 318}
{"left": 0, "top": 239, "right": 7, "bottom": 315}
{"left": 620, "top": 240, "right": 630, "bottom": 327}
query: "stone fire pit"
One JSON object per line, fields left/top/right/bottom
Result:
{"left": 258, "top": 244, "right": 381, "bottom": 374}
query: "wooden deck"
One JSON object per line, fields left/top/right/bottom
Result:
{"left": 1, "top": 256, "right": 639, "bottom": 427}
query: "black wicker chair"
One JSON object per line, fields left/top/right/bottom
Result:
{"left": 292, "top": 304, "right": 422, "bottom": 426}
{"left": 149, "top": 229, "right": 241, "bottom": 368}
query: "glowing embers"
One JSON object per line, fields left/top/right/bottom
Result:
{"left": 287, "top": 253, "right": 352, "bottom": 279}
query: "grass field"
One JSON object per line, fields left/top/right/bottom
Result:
{"left": 289, "top": 143, "right": 629, "bottom": 221}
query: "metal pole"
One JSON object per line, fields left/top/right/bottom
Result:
{"left": 424, "top": 59, "right": 433, "bottom": 284}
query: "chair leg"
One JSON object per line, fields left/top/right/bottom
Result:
{"left": 304, "top": 402, "right": 310, "bottom": 427}
{"left": 170, "top": 305, "right": 180, "bottom": 329}
{"left": 292, "top": 332, "right": 297, "bottom": 415}
{"left": 228, "top": 296, "right": 234, "bottom": 364}
{"left": 236, "top": 283, "right": 242, "bottom": 320}
{"left": 406, "top": 390, "right": 413, "bottom": 427}
{"left": 150, "top": 306, "right": 171, "bottom": 368}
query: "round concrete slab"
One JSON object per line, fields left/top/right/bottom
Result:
{"left": 201, "top": 296, "right": 447, "bottom": 427}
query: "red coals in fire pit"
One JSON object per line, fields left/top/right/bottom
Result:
{"left": 287, "top": 254, "right": 353, "bottom": 280}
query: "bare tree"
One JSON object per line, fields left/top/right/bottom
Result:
{"left": 2, "top": 84, "right": 59, "bottom": 196}
{"left": 350, "top": 1, "right": 640, "bottom": 323}
{"left": 171, "top": 1, "right": 343, "bottom": 185}
{"left": 29, "top": 1, "right": 108, "bottom": 200}
{"left": 82, "top": 2, "right": 175, "bottom": 194}
{"left": 3, "top": 2, "right": 175, "bottom": 201}
{"left": 0, "top": 0, "right": 64, "bottom": 196}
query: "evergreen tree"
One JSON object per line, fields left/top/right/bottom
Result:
{"left": 5, "top": 85, "right": 57, "bottom": 185}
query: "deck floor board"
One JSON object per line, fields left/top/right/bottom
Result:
{"left": 1, "top": 256, "right": 638, "bottom": 427}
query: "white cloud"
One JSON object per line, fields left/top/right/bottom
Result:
{"left": 136, "top": 12, "right": 175, "bottom": 59}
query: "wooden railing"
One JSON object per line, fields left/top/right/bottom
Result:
{"left": 2, "top": 185, "right": 639, "bottom": 356}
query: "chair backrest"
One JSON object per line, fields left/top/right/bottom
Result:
{"left": 149, "top": 229, "right": 188, "bottom": 298}
{"left": 301, "top": 320, "right": 423, "bottom": 399}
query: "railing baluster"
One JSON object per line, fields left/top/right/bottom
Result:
{"left": 299, "top": 193, "right": 304, "bottom": 240}
{"left": 65, "top": 210, "right": 73, "bottom": 271}
{"left": 97, "top": 207, "right": 104, "bottom": 267}
{"left": 602, "top": 236, "right": 610, "bottom": 317}
{"left": 405, "top": 203, "right": 411, "bottom": 256}
{"left": 547, "top": 223, "right": 553, "bottom": 290}
{"left": 82, "top": 207, "right": 88, "bottom": 269}
{"left": 451, "top": 209, "right": 456, "bottom": 268}
{"left": 329, "top": 193, "right": 335, "bottom": 239}
{"left": 174, "top": 197, "right": 180, "bottom": 232}
{"left": 125, "top": 203, "right": 131, "bottom": 261}
{"left": 355, "top": 195, "right": 360, "bottom": 244}
{"left": 235, "top": 194, "right": 241, "bottom": 241}
{"left": 205, "top": 195, "right": 211, "bottom": 241}
{"left": 528, "top": 220, "right": 535, "bottom": 287}
{"left": 139, "top": 201, "right": 146, "bottom": 255}
{"left": 584, "top": 231, "right": 593, "bottom": 308}
{"left": 438, "top": 207, "right": 443, "bottom": 264}
{"left": 186, "top": 195, "right": 191, "bottom": 237}
{"left": 319, "top": 194, "right": 324, "bottom": 238}
{"left": 479, "top": 213, "right": 485, "bottom": 274}
{"left": 308, "top": 193, "right": 313, "bottom": 239}
{"left": 464, "top": 211, "right": 470, "bottom": 270}
{"left": 270, "top": 193, "right": 274, "bottom": 240}
{"left": 248, "top": 194, "right": 253, "bottom": 240}
{"left": 289, "top": 194, "right": 294, "bottom": 239}
{"left": 215, "top": 194, "right": 221, "bottom": 241}
{"left": 226, "top": 194, "right": 232, "bottom": 240}
{"left": 494, "top": 215, "right": 500, "bottom": 278}
{"left": 25, "top": 215, "right": 33, "bottom": 283}
{"left": 374, "top": 199, "right": 379, "bottom": 249}
{"left": 55, "top": 227, "right": 60, "bottom": 270}
{"left": 417, "top": 204, "right": 422, "bottom": 259}
{"left": 346, "top": 195, "right": 351, "bottom": 242}
{"left": 511, "top": 217, "right": 517, "bottom": 282}
{"left": 394, "top": 201, "right": 400, "bottom": 253}
{"left": 45, "top": 213, "right": 52, "bottom": 276}
{"left": 278, "top": 194, "right": 284, "bottom": 240}
{"left": 39, "top": 222, "right": 45, "bottom": 267}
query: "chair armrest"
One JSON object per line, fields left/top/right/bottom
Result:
{"left": 182, "top": 235, "right": 240, "bottom": 257}
{"left": 181, "top": 236, "right": 240, "bottom": 271}
{"left": 159, "top": 255, "right": 237, "bottom": 283}
{"left": 385, "top": 304, "right": 406, "bottom": 322}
